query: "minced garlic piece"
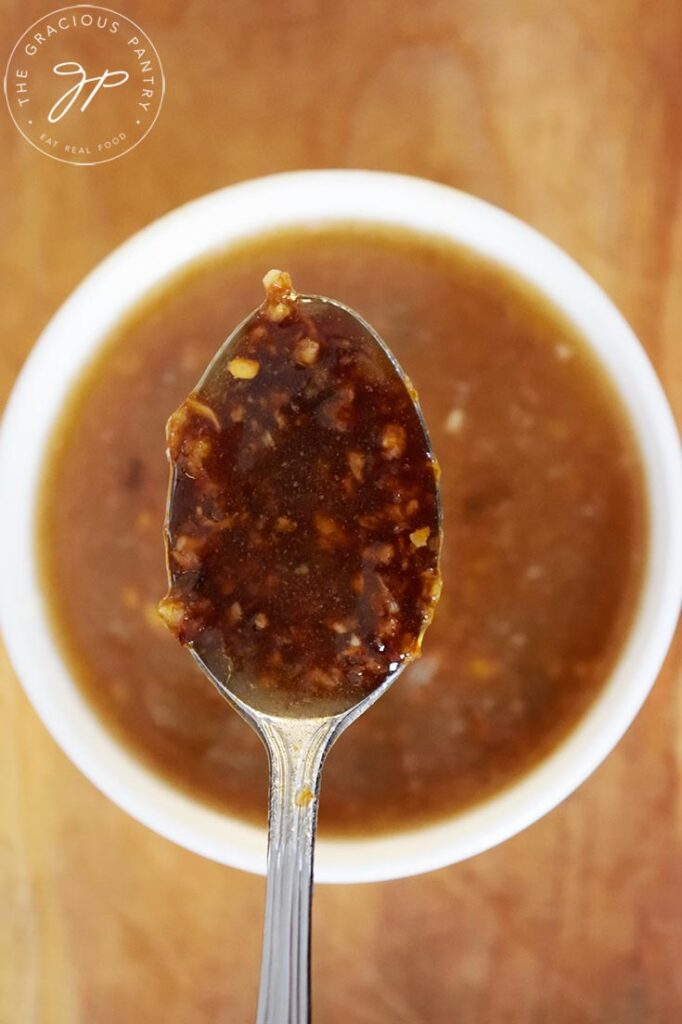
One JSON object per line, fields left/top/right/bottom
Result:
{"left": 409, "top": 527, "right": 431, "bottom": 548}
{"left": 228, "top": 357, "right": 260, "bottom": 380}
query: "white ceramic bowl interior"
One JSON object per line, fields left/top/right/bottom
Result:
{"left": 1, "top": 171, "right": 681, "bottom": 883}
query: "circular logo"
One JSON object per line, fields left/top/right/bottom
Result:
{"left": 4, "top": 5, "right": 164, "bottom": 165}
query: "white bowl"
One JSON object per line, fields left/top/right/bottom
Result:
{"left": 1, "top": 171, "right": 681, "bottom": 883}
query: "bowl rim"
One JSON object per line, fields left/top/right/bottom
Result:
{"left": 1, "top": 169, "right": 681, "bottom": 883}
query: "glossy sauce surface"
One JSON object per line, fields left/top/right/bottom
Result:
{"left": 160, "top": 272, "right": 441, "bottom": 715}
{"left": 38, "top": 225, "right": 646, "bottom": 835}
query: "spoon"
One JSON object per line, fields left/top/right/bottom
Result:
{"left": 159, "top": 270, "right": 442, "bottom": 1023}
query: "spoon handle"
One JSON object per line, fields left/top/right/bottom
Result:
{"left": 255, "top": 716, "right": 339, "bottom": 1024}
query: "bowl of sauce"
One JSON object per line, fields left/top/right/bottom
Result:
{"left": 1, "top": 171, "right": 680, "bottom": 881}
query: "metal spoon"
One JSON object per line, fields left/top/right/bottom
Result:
{"left": 161, "top": 279, "right": 442, "bottom": 1023}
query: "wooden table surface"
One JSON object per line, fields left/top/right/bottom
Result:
{"left": 2, "top": 1, "right": 681, "bottom": 1021}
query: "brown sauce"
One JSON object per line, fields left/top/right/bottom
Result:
{"left": 160, "top": 270, "right": 441, "bottom": 715}
{"left": 37, "top": 224, "right": 646, "bottom": 836}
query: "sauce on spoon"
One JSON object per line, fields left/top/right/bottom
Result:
{"left": 159, "top": 270, "right": 441, "bottom": 714}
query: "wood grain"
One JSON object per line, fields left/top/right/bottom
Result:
{"left": 1, "top": 1, "right": 681, "bottom": 1021}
